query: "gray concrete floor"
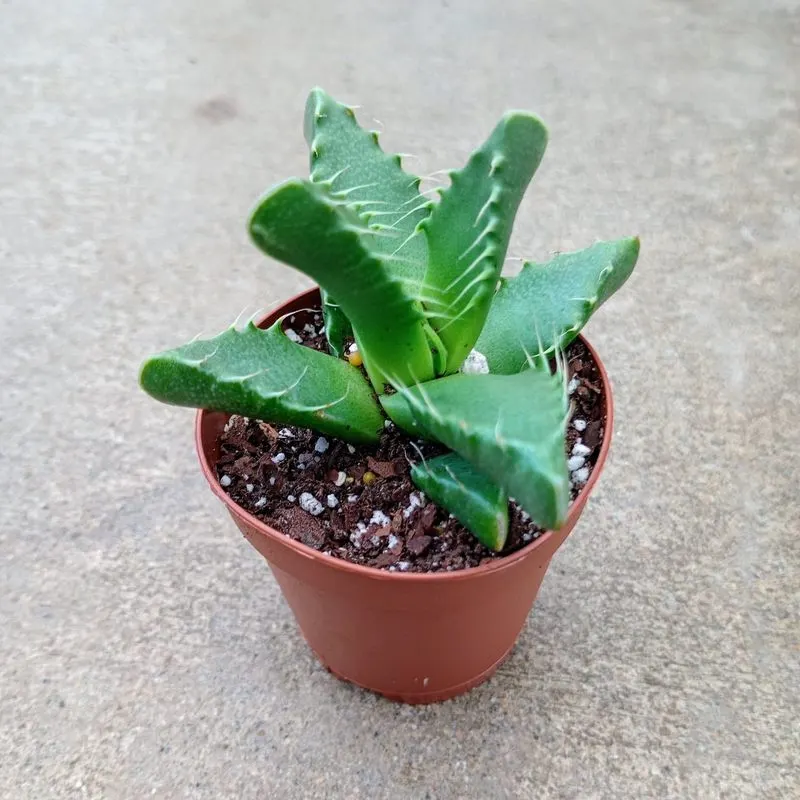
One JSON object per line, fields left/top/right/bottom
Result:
{"left": 2, "top": 0, "right": 799, "bottom": 797}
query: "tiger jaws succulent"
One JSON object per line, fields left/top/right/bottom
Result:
{"left": 140, "top": 88, "right": 639, "bottom": 552}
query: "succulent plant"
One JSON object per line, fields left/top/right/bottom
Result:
{"left": 140, "top": 88, "right": 639, "bottom": 551}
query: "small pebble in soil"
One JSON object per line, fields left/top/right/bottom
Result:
{"left": 219, "top": 474, "right": 232, "bottom": 487}
{"left": 572, "top": 467, "right": 590, "bottom": 484}
{"left": 567, "top": 455, "right": 586, "bottom": 471}
{"left": 299, "top": 492, "right": 324, "bottom": 515}
{"left": 314, "top": 436, "right": 329, "bottom": 453}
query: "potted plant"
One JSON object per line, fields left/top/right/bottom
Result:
{"left": 140, "top": 88, "right": 639, "bottom": 703}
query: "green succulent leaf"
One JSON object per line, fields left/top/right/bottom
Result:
{"left": 411, "top": 453, "right": 509, "bottom": 551}
{"left": 320, "top": 289, "right": 352, "bottom": 357}
{"left": 419, "top": 112, "right": 548, "bottom": 374}
{"left": 303, "top": 87, "right": 430, "bottom": 289}
{"left": 139, "top": 321, "right": 384, "bottom": 444}
{"left": 477, "top": 237, "right": 640, "bottom": 374}
{"left": 381, "top": 368, "right": 569, "bottom": 530}
{"left": 249, "top": 178, "right": 435, "bottom": 391}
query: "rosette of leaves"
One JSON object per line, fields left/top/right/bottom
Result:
{"left": 141, "top": 88, "right": 639, "bottom": 551}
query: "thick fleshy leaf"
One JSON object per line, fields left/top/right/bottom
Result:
{"left": 477, "top": 237, "right": 640, "bottom": 374}
{"left": 411, "top": 453, "right": 509, "bottom": 551}
{"left": 249, "top": 178, "right": 435, "bottom": 391}
{"left": 139, "top": 321, "right": 384, "bottom": 444}
{"left": 419, "top": 112, "right": 548, "bottom": 373}
{"left": 320, "top": 289, "right": 352, "bottom": 357}
{"left": 303, "top": 87, "right": 430, "bottom": 289}
{"left": 381, "top": 368, "right": 569, "bottom": 530}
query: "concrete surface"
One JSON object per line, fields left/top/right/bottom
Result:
{"left": 1, "top": 0, "right": 798, "bottom": 797}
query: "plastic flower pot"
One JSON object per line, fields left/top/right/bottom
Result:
{"left": 196, "top": 288, "right": 614, "bottom": 704}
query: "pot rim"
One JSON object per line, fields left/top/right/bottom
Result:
{"left": 195, "top": 288, "right": 614, "bottom": 583}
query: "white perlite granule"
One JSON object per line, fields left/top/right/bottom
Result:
{"left": 460, "top": 349, "right": 490, "bottom": 375}
{"left": 219, "top": 475, "right": 232, "bottom": 487}
{"left": 572, "top": 443, "right": 591, "bottom": 457}
{"left": 271, "top": 452, "right": 285, "bottom": 464}
{"left": 299, "top": 492, "right": 324, "bottom": 515}
{"left": 370, "top": 510, "right": 391, "bottom": 527}
{"left": 568, "top": 377, "right": 580, "bottom": 395}
{"left": 572, "top": 419, "right": 587, "bottom": 432}
{"left": 284, "top": 328, "right": 302, "bottom": 343}
{"left": 326, "top": 494, "right": 339, "bottom": 508}
{"left": 572, "top": 467, "right": 589, "bottom": 484}
{"left": 567, "top": 455, "right": 586, "bottom": 471}
{"left": 314, "top": 437, "right": 329, "bottom": 453}
{"left": 403, "top": 492, "right": 424, "bottom": 519}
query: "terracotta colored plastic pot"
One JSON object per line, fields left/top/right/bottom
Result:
{"left": 196, "top": 288, "right": 614, "bottom": 703}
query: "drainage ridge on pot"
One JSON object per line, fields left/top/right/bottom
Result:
{"left": 195, "top": 288, "right": 614, "bottom": 704}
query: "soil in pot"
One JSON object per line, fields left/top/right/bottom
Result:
{"left": 214, "top": 311, "right": 606, "bottom": 574}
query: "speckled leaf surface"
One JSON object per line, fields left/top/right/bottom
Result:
{"left": 303, "top": 87, "right": 430, "bottom": 288}
{"left": 381, "top": 368, "right": 569, "bottom": 530}
{"left": 139, "top": 321, "right": 384, "bottom": 444}
{"left": 249, "top": 178, "right": 435, "bottom": 390}
{"left": 477, "top": 237, "right": 640, "bottom": 373}
{"left": 419, "top": 112, "right": 548, "bottom": 373}
{"left": 411, "top": 452, "right": 509, "bottom": 551}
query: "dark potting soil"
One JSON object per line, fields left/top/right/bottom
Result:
{"left": 215, "top": 310, "right": 606, "bottom": 573}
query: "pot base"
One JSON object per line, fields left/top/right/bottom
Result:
{"left": 312, "top": 642, "right": 515, "bottom": 704}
